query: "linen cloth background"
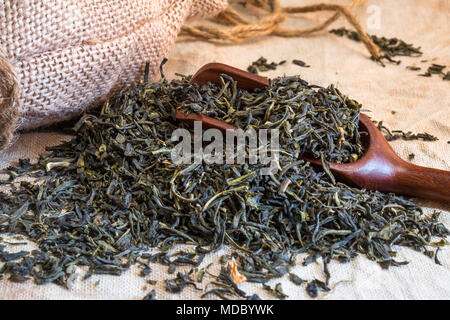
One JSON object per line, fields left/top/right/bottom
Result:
{"left": 0, "top": 0, "right": 449, "bottom": 299}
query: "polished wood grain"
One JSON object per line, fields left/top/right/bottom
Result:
{"left": 174, "top": 63, "right": 450, "bottom": 203}
{"left": 191, "top": 62, "right": 269, "bottom": 89}
{"left": 306, "top": 114, "right": 450, "bottom": 203}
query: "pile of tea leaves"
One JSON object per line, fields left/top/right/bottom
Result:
{"left": 178, "top": 74, "right": 363, "bottom": 164}
{"left": 0, "top": 71, "right": 448, "bottom": 298}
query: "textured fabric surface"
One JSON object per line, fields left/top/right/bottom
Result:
{"left": 0, "top": 0, "right": 228, "bottom": 149}
{"left": 0, "top": 0, "right": 449, "bottom": 300}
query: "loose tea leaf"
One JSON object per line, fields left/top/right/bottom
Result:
{"left": 292, "top": 59, "right": 310, "bottom": 68}
{"left": 419, "top": 64, "right": 447, "bottom": 78}
{"left": 263, "top": 282, "right": 288, "bottom": 299}
{"left": 288, "top": 273, "right": 304, "bottom": 286}
{"left": 247, "top": 57, "right": 286, "bottom": 74}
{"left": 165, "top": 272, "right": 200, "bottom": 294}
{"left": 143, "top": 289, "right": 157, "bottom": 300}
{"left": 306, "top": 280, "right": 318, "bottom": 298}
{"left": 376, "top": 121, "right": 438, "bottom": 142}
{"left": 203, "top": 265, "right": 247, "bottom": 300}
{"left": 140, "top": 265, "right": 152, "bottom": 277}
{"left": 434, "top": 248, "right": 442, "bottom": 266}
{"left": 306, "top": 279, "right": 330, "bottom": 298}
{"left": 330, "top": 27, "right": 422, "bottom": 65}
{"left": 406, "top": 66, "right": 421, "bottom": 71}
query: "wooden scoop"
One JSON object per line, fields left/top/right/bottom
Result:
{"left": 174, "top": 63, "right": 450, "bottom": 203}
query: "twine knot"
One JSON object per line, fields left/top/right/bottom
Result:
{"left": 180, "top": 0, "right": 380, "bottom": 60}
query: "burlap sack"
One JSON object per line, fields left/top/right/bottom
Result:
{"left": 0, "top": 0, "right": 228, "bottom": 149}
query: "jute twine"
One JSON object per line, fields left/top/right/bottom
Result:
{"left": 0, "top": 0, "right": 379, "bottom": 151}
{"left": 180, "top": 0, "right": 380, "bottom": 59}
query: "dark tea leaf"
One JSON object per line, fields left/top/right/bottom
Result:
{"left": 330, "top": 27, "right": 422, "bottom": 65}
{"left": 247, "top": 57, "right": 286, "bottom": 74}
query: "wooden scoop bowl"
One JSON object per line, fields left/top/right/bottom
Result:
{"left": 174, "top": 63, "right": 450, "bottom": 203}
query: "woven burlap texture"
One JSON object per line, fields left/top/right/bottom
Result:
{"left": 0, "top": 0, "right": 449, "bottom": 300}
{"left": 0, "top": 0, "right": 228, "bottom": 149}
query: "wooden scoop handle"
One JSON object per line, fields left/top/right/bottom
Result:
{"left": 389, "top": 162, "right": 450, "bottom": 203}
{"left": 322, "top": 114, "right": 450, "bottom": 204}
{"left": 354, "top": 114, "right": 450, "bottom": 203}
